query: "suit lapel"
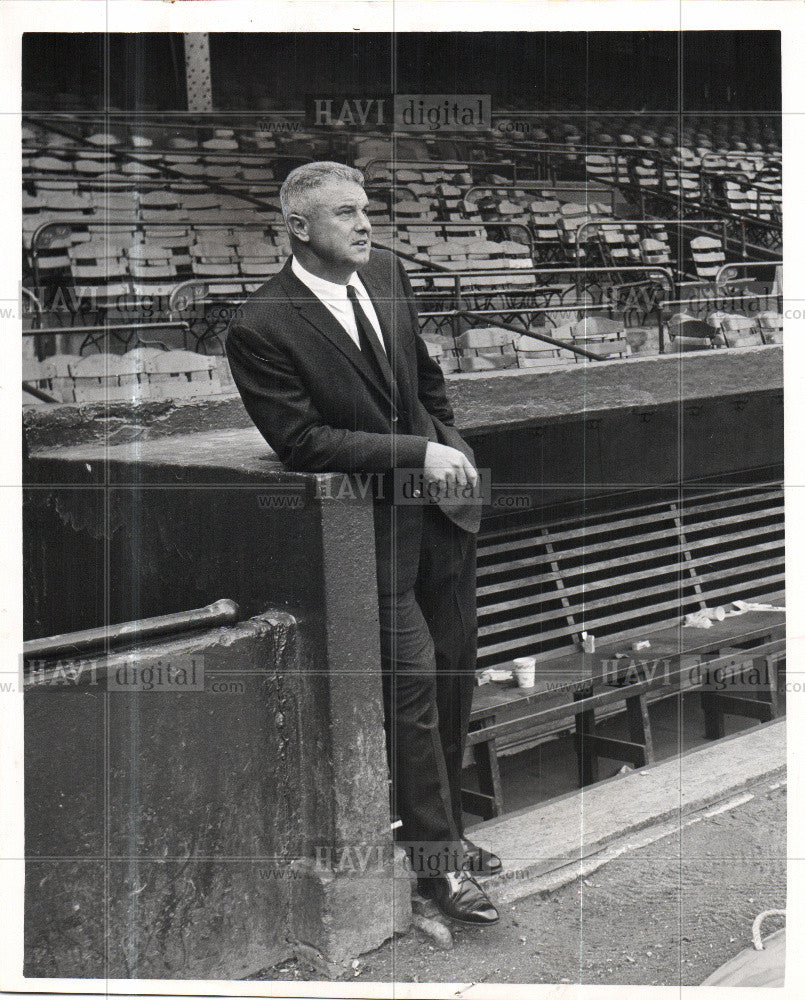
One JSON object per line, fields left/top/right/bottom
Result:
{"left": 278, "top": 260, "right": 394, "bottom": 407}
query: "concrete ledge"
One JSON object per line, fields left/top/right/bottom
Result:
{"left": 467, "top": 718, "right": 786, "bottom": 905}
{"left": 24, "top": 345, "right": 782, "bottom": 453}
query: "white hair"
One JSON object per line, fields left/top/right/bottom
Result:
{"left": 279, "top": 161, "right": 365, "bottom": 223}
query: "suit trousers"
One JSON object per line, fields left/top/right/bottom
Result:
{"left": 378, "top": 503, "right": 477, "bottom": 875}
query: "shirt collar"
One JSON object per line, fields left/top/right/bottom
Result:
{"left": 291, "top": 256, "right": 360, "bottom": 304}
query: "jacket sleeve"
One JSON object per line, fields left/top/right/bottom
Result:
{"left": 396, "top": 255, "right": 456, "bottom": 427}
{"left": 226, "top": 319, "right": 429, "bottom": 474}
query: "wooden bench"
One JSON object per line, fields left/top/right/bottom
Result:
{"left": 463, "top": 481, "right": 785, "bottom": 819}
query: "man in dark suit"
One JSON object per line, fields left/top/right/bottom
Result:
{"left": 226, "top": 161, "right": 499, "bottom": 924}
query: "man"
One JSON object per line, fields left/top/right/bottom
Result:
{"left": 225, "top": 161, "right": 499, "bottom": 924}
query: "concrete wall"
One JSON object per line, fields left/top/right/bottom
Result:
{"left": 25, "top": 598, "right": 408, "bottom": 978}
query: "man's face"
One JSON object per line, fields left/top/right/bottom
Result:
{"left": 295, "top": 180, "right": 372, "bottom": 271}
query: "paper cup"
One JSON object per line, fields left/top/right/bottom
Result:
{"left": 513, "top": 656, "right": 537, "bottom": 688}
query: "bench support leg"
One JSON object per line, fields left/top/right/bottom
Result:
{"left": 462, "top": 738, "right": 504, "bottom": 820}
{"left": 625, "top": 692, "right": 655, "bottom": 766}
{"left": 574, "top": 701, "right": 599, "bottom": 787}
{"left": 701, "top": 686, "right": 726, "bottom": 740}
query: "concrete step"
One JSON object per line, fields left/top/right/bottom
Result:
{"left": 467, "top": 718, "right": 786, "bottom": 905}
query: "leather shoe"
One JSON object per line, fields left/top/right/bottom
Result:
{"left": 419, "top": 870, "right": 499, "bottom": 924}
{"left": 462, "top": 836, "right": 503, "bottom": 876}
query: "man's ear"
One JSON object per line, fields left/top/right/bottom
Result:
{"left": 287, "top": 213, "right": 309, "bottom": 242}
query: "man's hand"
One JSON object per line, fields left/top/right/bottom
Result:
{"left": 423, "top": 442, "right": 479, "bottom": 495}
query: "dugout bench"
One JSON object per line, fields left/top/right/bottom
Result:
{"left": 463, "top": 480, "right": 786, "bottom": 819}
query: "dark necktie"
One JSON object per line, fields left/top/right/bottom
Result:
{"left": 346, "top": 285, "right": 388, "bottom": 388}
{"left": 347, "top": 284, "right": 414, "bottom": 432}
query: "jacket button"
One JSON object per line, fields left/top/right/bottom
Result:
{"left": 413, "top": 489, "right": 422, "bottom": 498}
{"left": 391, "top": 413, "right": 399, "bottom": 422}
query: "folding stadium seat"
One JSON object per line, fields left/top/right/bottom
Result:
{"left": 569, "top": 316, "right": 630, "bottom": 359}
{"left": 599, "top": 226, "right": 638, "bottom": 267}
{"left": 665, "top": 313, "right": 719, "bottom": 352}
{"left": 69, "top": 353, "right": 149, "bottom": 403}
{"left": 454, "top": 327, "right": 519, "bottom": 372}
{"left": 393, "top": 199, "right": 435, "bottom": 222}
{"left": 689, "top": 235, "right": 726, "bottom": 281}
{"left": 724, "top": 181, "right": 757, "bottom": 216}
{"left": 241, "top": 167, "right": 275, "bottom": 183}
{"left": 41, "top": 354, "right": 82, "bottom": 402}
{"left": 708, "top": 312, "right": 762, "bottom": 348}
{"left": 585, "top": 154, "right": 617, "bottom": 185}
{"left": 530, "top": 199, "right": 561, "bottom": 240}
{"left": 125, "top": 346, "right": 169, "bottom": 368}
{"left": 22, "top": 358, "right": 56, "bottom": 398}
{"left": 640, "top": 238, "right": 671, "bottom": 267}
{"left": 138, "top": 189, "right": 184, "bottom": 221}
{"left": 203, "top": 136, "right": 239, "bottom": 151}
{"left": 146, "top": 350, "right": 222, "bottom": 398}
{"left": 396, "top": 170, "right": 424, "bottom": 184}
{"left": 512, "top": 334, "right": 574, "bottom": 370}
{"left": 31, "top": 155, "right": 73, "bottom": 173}
{"left": 633, "top": 159, "right": 660, "bottom": 189}
{"left": 121, "top": 161, "right": 161, "bottom": 177}
{"left": 557, "top": 203, "right": 593, "bottom": 261}
{"left": 755, "top": 312, "right": 783, "bottom": 345}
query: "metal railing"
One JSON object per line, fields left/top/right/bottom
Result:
{"left": 410, "top": 263, "right": 674, "bottom": 339}
{"left": 465, "top": 182, "right": 617, "bottom": 215}
{"left": 23, "top": 598, "right": 240, "bottom": 664}
{"left": 23, "top": 320, "right": 193, "bottom": 358}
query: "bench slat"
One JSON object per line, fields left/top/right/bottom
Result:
{"left": 477, "top": 487, "right": 782, "bottom": 555}
{"left": 477, "top": 571, "right": 785, "bottom": 657}
{"left": 477, "top": 515, "right": 782, "bottom": 579}
{"left": 478, "top": 534, "right": 783, "bottom": 610}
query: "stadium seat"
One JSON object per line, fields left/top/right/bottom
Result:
{"left": 755, "top": 311, "right": 783, "bottom": 345}
{"left": 69, "top": 352, "right": 149, "bottom": 403}
{"left": 666, "top": 313, "right": 718, "bottom": 352}
{"left": 146, "top": 350, "right": 222, "bottom": 398}
{"left": 708, "top": 312, "right": 762, "bottom": 348}
{"left": 689, "top": 235, "right": 726, "bottom": 280}
{"left": 454, "top": 327, "right": 519, "bottom": 371}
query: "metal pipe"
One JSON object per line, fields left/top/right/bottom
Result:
{"left": 23, "top": 599, "right": 241, "bottom": 661}
{"left": 453, "top": 309, "right": 605, "bottom": 360}
{"left": 22, "top": 381, "right": 59, "bottom": 403}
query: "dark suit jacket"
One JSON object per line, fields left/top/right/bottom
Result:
{"left": 225, "top": 247, "right": 479, "bottom": 594}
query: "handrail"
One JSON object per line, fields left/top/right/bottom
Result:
{"left": 22, "top": 381, "right": 59, "bottom": 404}
{"left": 23, "top": 320, "right": 194, "bottom": 356}
{"left": 372, "top": 219, "right": 534, "bottom": 257}
{"left": 406, "top": 262, "right": 674, "bottom": 291}
{"left": 453, "top": 309, "right": 608, "bottom": 361}
{"left": 21, "top": 286, "right": 43, "bottom": 329}
{"left": 660, "top": 293, "right": 780, "bottom": 313}
{"left": 32, "top": 219, "right": 281, "bottom": 254}
{"left": 23, "top": 598, "right": 241, "bottom": 662}
{"left": 465, "top": 182, "right": 616, "bottom": 211}
{"left": 30, "top": 220, "right": 286, "bottom": 298}
{"left": 25, "top": 144, "right": 306, "bottom": 166}
{"left": 363, "top": 157, "right": 521, "bottom": 184}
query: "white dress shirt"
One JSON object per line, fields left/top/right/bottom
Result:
{"left": 291, "top": 256, "right": 386, "bottom": 355}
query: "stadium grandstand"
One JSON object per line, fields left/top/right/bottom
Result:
{"left": 21, "top": 31, "right": 782, "bottom": 401}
